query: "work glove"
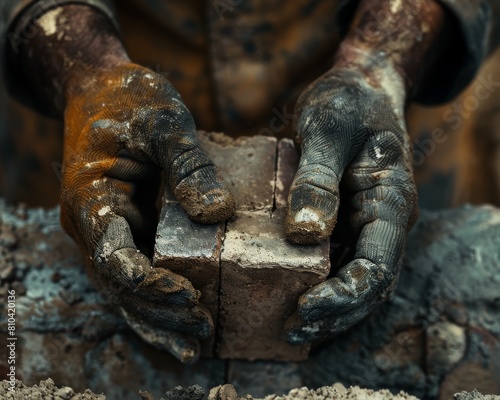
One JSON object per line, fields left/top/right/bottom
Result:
{"left": 60, "top": 63, "right": 235, "bottom": 363}
{"left": 285, "top": 63, "right": 418, "bottom": 343}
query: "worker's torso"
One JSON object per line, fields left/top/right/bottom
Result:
{"left": 115, "top": 0, "right": 341, "bottom": 136}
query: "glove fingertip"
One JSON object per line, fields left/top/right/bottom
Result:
{"left": 175, "top": 181, "right": 236, "bottom": 224}
{"left": 285, "top": 329, "right": 308, "bottom": 346}
{"left": 177, "top": 344, "right": 201, "bottom": 364}
{"left": 191, "top": 306, "right": 215, "bottom": 339}
{"left": 284, "top": 207, "right": 333, "bottom": 245}
{"left": 122, "top": 307, "right": 201, "bottom": 364}
{"left": 283, "top": 312, "right": 309, "bottom": 345}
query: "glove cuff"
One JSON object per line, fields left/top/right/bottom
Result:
{"left": 2, "top": 0, "right": 120, "bottom": 115}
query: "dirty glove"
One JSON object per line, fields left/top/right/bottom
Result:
{"left": 284, "top": 61, "right": 417, "bottom": 343}
{"left": 60, "top": 62, "right": 235, "bottom": 362}
{"left": 284, "top": 0, "right": 451, "bottom": 343}
{"left": 7, "top": 3, "right": 235, "bottom": 363}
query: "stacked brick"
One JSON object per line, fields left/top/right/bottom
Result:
{"left": 154, "top": 132, "right": 330, "bottom": 361}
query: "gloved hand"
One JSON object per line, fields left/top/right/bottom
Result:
{"left": 283, "top": 0, "right": 450, "bottom": 343}
{"left": 60, "top": 62, "right": 235, "bottom": 362}
{"left": 284, "top": 59, "right": 417, "bottom": 343}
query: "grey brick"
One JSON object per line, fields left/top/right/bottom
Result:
{"left": 153, "top": 202, "right": 224, "bottom": 356}
{"left": 217, "top": 211, "right": 330, "bottom": 361}
{"left": 197, "top": 132, "right": 277, "bottom": 211}
{"left": 155, "top": 133, "right": 330, "bottom": 361}
{"left": 161, "top": 132, "right": 277, "bottom": 211}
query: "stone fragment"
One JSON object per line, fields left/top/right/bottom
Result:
{"left": 139, "top": 391, "right": 156, "bottom": 400}
{"left": 425, "top": 321, "right": 466, "bottom": 376}
{"left": 0, "top": 262, "right": 15, "bottom": 281}
{"left": 454, "top": 390, "right": 500, "bottom": 400}
{"left": 0, "top": 227, "right": 18, "bottom": 249}
{"left": 162, "top": 385, "right": 205, "bottom": 400}
{"left": 208, "top": 384, "right": 238, "bottom": 400}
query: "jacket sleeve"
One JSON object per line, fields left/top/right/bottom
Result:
{"left": 1, "top": 0, "right": 118, "bottom": 111}
{"left": 336, "top": 0, "right": 500, "bottom": 105}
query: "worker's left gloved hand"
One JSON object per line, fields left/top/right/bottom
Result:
{"left": 284, "top": 58, "right": 418, "bottom": 344}
{"left": 60, "top": 63, "right": 235, "bottom": 362}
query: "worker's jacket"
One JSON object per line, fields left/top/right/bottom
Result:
{"left": 0, "top": 0, "right": 499, "bottom": 207}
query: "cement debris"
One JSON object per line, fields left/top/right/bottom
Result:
{"left": 3, "top": 380, "right": 497, "bottom": 400}
{"left": 0, "top": 379, "right": 105, "bottom": 399}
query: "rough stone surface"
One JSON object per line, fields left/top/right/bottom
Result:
{"left": 205, "top": 384, "right": 420, "bottom": 400}
{"left": 154, "top": 202, "right": 224, "bottom": 356}
{"left": 425, "top": 321, "right": 467, "bottom": 376}
{"left": 232, "top": 384, "right": 419, "bottom": 400}
{"left": 454, "top": 390, "right": 500, "bottom": 400}
{"left": 198, "top": 132, "right": 277, "bottom": 211}
{"left": 218, "top": 211, "right": 330, "bottom": 361}
{"left": 0, "top": 379, "right": 105, "bottom": 399}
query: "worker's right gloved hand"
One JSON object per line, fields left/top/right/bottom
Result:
{"left": 283, "top": 61, "right": 418, "bottom": 344}
{"left": 283, "top": 0, "right": 450, "bottom": 343}
{"left": 60, "top": 62, "right": 235, "bottom": 363}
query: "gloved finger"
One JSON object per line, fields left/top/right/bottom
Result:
{"left": 121, "top": 296, "right": 213, "bottom": 338}
{"left": 122, "top": 308, "right": 200, "bottom": 364}
{"left": 285, "top": 101, "right": 361, "bottom": 245}
{"left": 102, "top": 247, "right": 200, "bottom": 307}
{"left": 146, "top": 101, "right": 235, "bottom": 224}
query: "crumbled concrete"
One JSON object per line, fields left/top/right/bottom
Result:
{"left": 2, "top": 380, "right": 498, "bottom": 400}
{"left": 134, "top": 383, "right": 420, "bottom": 399}
{"left": 0, "top": 379, "right": 105, "bottom": 399}
{"left": 236, "top": 384, "right": 419, "bottom": 400}
{"left": 454, "top": 390, "right": 500, "bottom": 400}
